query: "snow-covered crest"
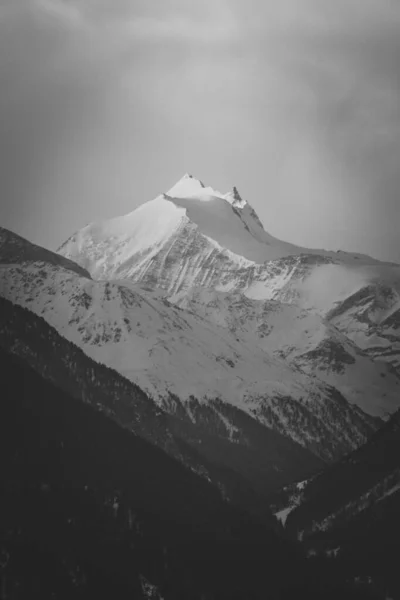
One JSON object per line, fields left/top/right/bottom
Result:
{"left": 59, "top": 173, "right": 395, "bottom": 270}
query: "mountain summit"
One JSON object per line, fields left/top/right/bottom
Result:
{"left": 166, "top": 173, "right": 206, "bottom": 197}
{"left": 166, "top": 175, "right": 264, "bottom": 228}
{"left": 58, "top": 173, "right": 397, "bottom": 284}
{"left": 57, "top": 174, "right": 307, "bottom": 271}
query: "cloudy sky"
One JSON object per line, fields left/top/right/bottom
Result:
{"left": 1, "top": 0, "right": 399, "bottom": 262}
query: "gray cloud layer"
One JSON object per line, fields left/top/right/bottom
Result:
{"left": 0, "top": 0, "right": 399, "bottom": 262}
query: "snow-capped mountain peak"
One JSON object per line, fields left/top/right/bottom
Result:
{"left": 181, "top": 172, "right": 202, "bottom": 182}
{"left": 167, "top": 175, "right": 249, "bottom": 211}
{"left": 58, "top": 172, "right": 400, "bottom": 295}
{"left": 166, "top": 173, "right": 207, "bottom": 198}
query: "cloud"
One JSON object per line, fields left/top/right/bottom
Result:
{"left": 120, "top": 15, "right": 236, "bottom": 45}
{"left": 34, "top": 0, "right": 84, "bottom": 23}
{"left": 0, "top": 0, "right": 399, "bottom": 262}
{"left": 228, "top": 0, "right": 400, "bottom": 259}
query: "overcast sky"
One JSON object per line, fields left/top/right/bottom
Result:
{"left": 0, "top": 0, "right": 399, "bottom": 262}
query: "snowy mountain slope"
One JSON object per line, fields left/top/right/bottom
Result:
{"left": 0, "top": 228, "right": 378, "bottom": 463}
{"left": 170, "top": 288, "right": 400, "bottom": 417}
{"left": 1, "top": 297, "right": 322, "bottom": 514}
{"left": 264, "top": 260, "right": 400, "bottom": 374}
{"left": 58, "top": 173, "right": 400, "bottom": 333}
{"left": 57, "top": 174, "right": 400, "bottom": 412}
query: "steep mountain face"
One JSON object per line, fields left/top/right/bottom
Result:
{"left": 267, "top": 410, "right": 400, "bottom": 599}
{"left": 0, "top": 230, "right": 378, "bottom": 466}
{"left": 57, "top": 174, "right": 400, "bottom": 411}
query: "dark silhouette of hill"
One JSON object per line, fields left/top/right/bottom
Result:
{"left": 283, "top": 409, "right": 400, "bottom": 599}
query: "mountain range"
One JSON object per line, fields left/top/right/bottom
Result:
{"left": 58, "top": 173, "right": 400, "bottom": 410}
{"left": 1, "top": 173, "right": 399, "bottom": 597}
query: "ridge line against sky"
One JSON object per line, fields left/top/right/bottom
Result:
{"left": 0, "top": 0, "right": 399, "bottom": 262}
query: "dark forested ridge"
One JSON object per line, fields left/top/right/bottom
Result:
{"left": 286, "top": 408, "right": 400, "bottom": 528}
{"left": 278, "top": 409, "right": 400, "bottom": 598}
{"left": 0, "top": 227, "right": 91, "bottom": 279}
